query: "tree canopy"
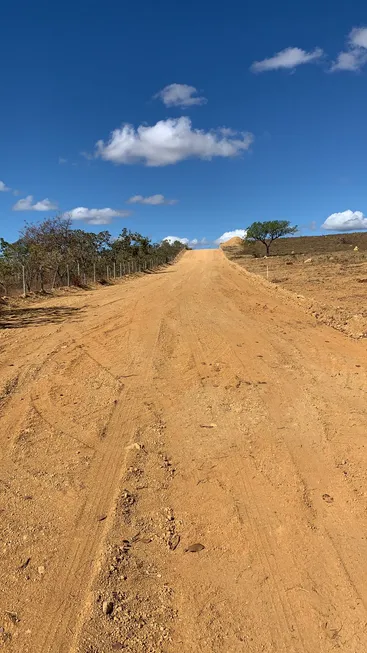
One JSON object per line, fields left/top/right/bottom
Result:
{"left": 246, "top": 220, "right": 298, "bottom": 256}
{"left": 0, "top": 217, "right": 187, "bottom": 295}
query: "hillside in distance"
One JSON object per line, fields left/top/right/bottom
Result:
{"left": 223, "top": 231, "right": 367, "bottom": 257}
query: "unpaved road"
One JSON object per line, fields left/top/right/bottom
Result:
{"left": 1, "top": 250, "right": 367, "bottom": 652}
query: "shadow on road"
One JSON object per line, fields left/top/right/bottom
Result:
{"left": 0, "top": 305, "right": 83, "bottom": 329}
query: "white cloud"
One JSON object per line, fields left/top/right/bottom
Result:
{"left": 13, "top": 195, "right": 58, "bottom": 211}
{"left": 163, "top": 236, "right": 189, "bottom": 245}
{"left": 331, "top": 27, "right": 367, "bottom": 72}
{"left": 155, "top": 83, "right": 207, "bottom": 108}
{"left": 127, "top": 194, "right": 178, "bottom": 205}
{"left": 322, "top": 210, "right": 367, "bottom": 231}
{"left": 65, "top": 207, "right": 131, "bottom": 225}
{"left": 154, "top": 84, "right": 207, "bottom": 107}
{"left": 163, "top": 236, "right": 206, "bottom": 247}
{"left": 0, "top": 180, "right": 10, "bottom": 192}
{"left": 350, "top": 27, "right": 367, "bottom": 49}
{"left": 251, "top": 47, "right": 323, "bottom": 72}
{"left": 95, "top": 117, "right": 253, "bottom": 167}
{"left": 214, "top": 229, "right": 247, "bottom": 245}
{"left": 58, "top": 157, "right": 67, "bottom": 164}
{"left": 330, "top": 51, "right": 364, "bottom": 71}
{"left": 189, "top": 237, "right": 207, "bottom": 246}
{"left": 33, "top": 198, "right": 58, "bottom": 211}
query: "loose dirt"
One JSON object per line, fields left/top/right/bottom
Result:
{"left": 1, "top": 250, "right": 367, "bottom": 652}
{"left": 220, "top": 237, "right": 244, "bottom": 248}
{"left": 228, "top": 249, "right": 367, "bottom": 339}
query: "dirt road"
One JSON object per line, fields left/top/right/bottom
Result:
{"left": 1, "top": 250, "right": 367, "bottom": 652}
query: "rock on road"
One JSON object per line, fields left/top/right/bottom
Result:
{"left": 1, "top": 249, "right": 367, "bottom": 652}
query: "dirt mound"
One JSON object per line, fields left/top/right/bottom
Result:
{"left": 220, "top": 236, "right": 244, "bottom": 248}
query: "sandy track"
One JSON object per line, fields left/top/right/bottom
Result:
{"left": 1, "top": 250, "right": 367, "bottom": 652}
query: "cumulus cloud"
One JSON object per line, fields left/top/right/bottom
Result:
{"left": 163, "top": 236, "right": 189, "bottom": 245}
{"left": 13, "top": 195, "right": 58, "bottom": 211}
{"left": 95, "top": 117, "right": 253, "bottom": 167}
{"left": 322, "top": 210, "right": 367, "bottom": 231}
{"left": 350, "top": 27, "right": 367, "bottom": 49}
{"left": 330, "top": 51, "right": 365, "bottom": 71}
{"left": 128, "top": 194, "right": 177, "bottom": 205}
{"left": 190, "top": 237, "right": 207, "bottom": 246}
{"left": 163, "top": 236, "right": 207, "bottom": 247}
{"left": 65, "top": 207, "right": 131, "bottom": 225}
{"left": 155, "top": 83, "right": 207, "bottom": 108}
{"left": 214, "top": 229, "right": 247, "bottom": 245}
{"left": 251, "top": 47, "right": 323, "bottom": 72}
{"left": 331, "top": 27, "right": 367, "bottom": 72}
{"left": 0, "top": 180, "right": 10, "bottom": 192}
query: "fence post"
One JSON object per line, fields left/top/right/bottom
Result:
{"left": 77, "top": 261, "right": 80, "bottom": 277}
{"left": 93, "top": 263, "right": 96, "bottom": 283}
{"left": 22, "top": 265, "right": 26, "bottom": 297}
{"left": 120, "top": 262, "right": 122, "bottom": 277}
{"left": 113, "top": 262, "right": 116, "bottom": 279}
{"left": 107, "top": 265, "right": 109, "bottom": 280}
{"left": 67, "top": 264, "right": 70, "bottom": 287}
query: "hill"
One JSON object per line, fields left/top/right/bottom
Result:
{"left": 223, "top": 232, "right": 367, "bottom": 257}
{"left": 220, "top": 236, "right": 244, "bottom": 248}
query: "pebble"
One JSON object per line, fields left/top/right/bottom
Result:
{"left": 185, "top": 543, "right": 205, "bottom": 553}
{"left": 37, "top": 566, "right": 45, "bottom": 575}
{"left": 102, "top": 600, "right": 114, "bottom": 615}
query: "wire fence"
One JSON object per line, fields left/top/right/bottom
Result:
{"left": 0, "top": 255, "right": 176, "bottom": 298}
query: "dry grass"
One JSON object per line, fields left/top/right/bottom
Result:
{"left": 226, "top": 248, "right": 367, "bottom": 339}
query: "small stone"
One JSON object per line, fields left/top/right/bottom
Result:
{"left": 38, "top": 566, "right": 45, "bottom": 575}
{"left": 168, "top": 534, "right": 180, "bottom": 551}
{"left": 19, "top": 557, "right": 31, "bottom": 570}
{"left": 97, "top": 515, "right": 107, "bottom": 522}
{"left": 5, "top": 611, "right": 19, "bottom": 624}
{"left": 102, "top": 600, "right": 114, "bottom": 615}
{"left": 126, "top": 442, "right": 141, "bottom": 451}
{"left": 185, "top": 543, "right": 205, "bottom": 553}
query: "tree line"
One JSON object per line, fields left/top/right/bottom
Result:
{"left": 0, "top": 217, "right": 187, "bottom": 295}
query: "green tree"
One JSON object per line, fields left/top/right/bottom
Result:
{"left": 246, "top": 220, "right": 297, "bottom": 256}
{"left": 0, "top": 218, "right": 186, "bottom": 295}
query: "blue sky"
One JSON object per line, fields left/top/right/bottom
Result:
{"left": 1, "top": 0, "right": 367, "bottom": 246}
